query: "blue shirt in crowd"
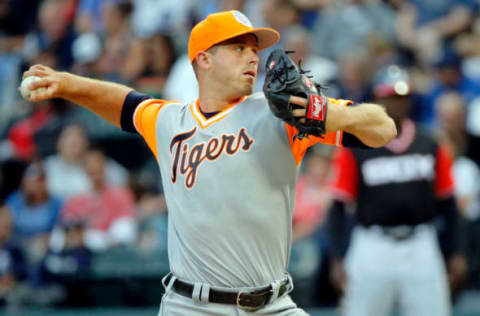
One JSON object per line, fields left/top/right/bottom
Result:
{"left": 6, "top": 191, "right": 62, "bottom": 239}
{"left": 417, "top": 76, "right": 480, "bottom": 127}
{"left": 409, "top": 0, "right": 477, "bottom": 27}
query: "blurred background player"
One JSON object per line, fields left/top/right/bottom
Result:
{"left": 327, "top": 64, "right": 467, "bottom": 316}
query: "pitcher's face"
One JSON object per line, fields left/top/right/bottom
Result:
{"left": 209, "top": 34, "right": 259, "bottom": 97}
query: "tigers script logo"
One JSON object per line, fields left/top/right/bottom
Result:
{"left": 169, "top": 127, "right": 254, "bottom": 189}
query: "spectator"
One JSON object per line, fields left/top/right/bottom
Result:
{"left": 61, "top": 150, "right": 136, "bottom": 252}
{"left": 293, "top": 146, "right": 333, "bottom": 242}
{"left": 0, "top": 160, "right": 28, "bottom": 203}
{"left": 133, "top": 33, "right": 177, "bottom": 97}
{"left": 311, "top": 0, "right": 397, "bottom": 61}
{"left": 416, "top": 46, "right": 480, "bottom": 127}
{"left": 75, "top": 0, "right": 113, "bottom": 34}
{"left": 289, "top": 146, "right": 333, "bottom": 307}
{"left": 4, "top": 47, "right": 63, "bottom": 143}
{"left": 130, "top": 0, "right": 194, "bottom": 40}
{"left": 436, "top": 91, "right": 480, "bottom": 220}
{"left": 96, "top": 0, "right": 136, "bottom": 83}
{"left": 396, "top": 0, "right": 475, "bottom": 67}
{"left": 0, "top": 0, "right": 39, "bottom": 37}
{"left": 6, "top": 107, "right": 46, "bottom": 161}
{"left": 34, "top": 219, "right": 92, "bottom": 307}
{"left": 163, "top": 53, "right": 199, "bottom": 103}
{"left": 455, "top": 14, "right": 480, "bottom": 82}
{"left": 261, "top": 0, "right": 300, "bottom": 33}
{"left": 5, "top": 162, "right": 62, "bottom": 263}
{"left": 288, "top": 0, "right": 331, "bottom": 28}
{"left": 70, "top": 32, "right": 103, "bottom": 78}
{"left": 6, "top": 96, "right": 65, "bottom": 162}
{"left": 0, "top": 205, "right": 27, "bottom": 306}
{"left": 129, "top": 175, "right": 168, "bottom": 254}
{"left": 334, "top": 51, "right": 373, "bottom": 102}
{"left": 22, "top": 0, "right": 77, "bottom": 70}
{"left": 284, "top": 25, "right": 338, "bottom": 86}
{"left": 44, "top": 124, "right": 90, "bottom": 199}
{"left": 44, "top": 124, "right": 128, "bottom": 199}
{"left": 465, "top": 96, "right": 480, "bottom": 167}
{"left": 0, "top": 0, "right": 41, "bottom": 125}
{"left": 193, "top": 0, "right": 247, "bottom": 21}
{"left": 253, "top": 0, "right": 302, "bottom": 91}
{"left": 435, "top": 91, "right": 480, "bottom": 296}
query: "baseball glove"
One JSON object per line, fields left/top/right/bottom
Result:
{"left": 263, "top": 49, "right": 328, "bottom": 139}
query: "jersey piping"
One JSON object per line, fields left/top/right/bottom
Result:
{"left": 190, "top": 97, "right": 247, "bottom": 129}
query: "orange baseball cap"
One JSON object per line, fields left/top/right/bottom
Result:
{"left": 188, "top": 10, "right": 280, "bottom": 64}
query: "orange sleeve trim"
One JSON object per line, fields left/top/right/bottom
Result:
{"left": 133, "top": 99, "right": 164, "bottom": 133}
{"left": 285, "top": 98, "right": 352, "bottom": 165}
{"left": 133, "top": 99, "right": 178, "bottom": 159}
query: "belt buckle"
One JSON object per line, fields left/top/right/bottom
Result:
{"left": 388, "top": 226, "right": 413, "bottom": 241}
{"left": 236, "top": 290, "right": 269, "bottom": 312}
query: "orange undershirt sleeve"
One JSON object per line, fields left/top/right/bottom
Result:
{"left": 133, "top": 99, "right": 175, "bottom": 159}
{"left": 285, "top": 98, "right": 352, "bottom": 165}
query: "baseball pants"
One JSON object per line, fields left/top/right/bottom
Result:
{"left": 157, "top": 274, "right": 309, "bottom": 316}
{"left": 341, "top": 225, "right": 451, "bottom": 316}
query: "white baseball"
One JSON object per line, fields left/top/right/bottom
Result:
{"left": 20, "top": 76, "right": 47, "bottom": 100}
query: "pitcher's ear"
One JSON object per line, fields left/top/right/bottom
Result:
{"left": 195, "top": 51, "right": 212, "bottom": 70}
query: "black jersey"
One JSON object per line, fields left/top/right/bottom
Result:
{"left": 331, "top": 119, "right": 454, "bottom": 227}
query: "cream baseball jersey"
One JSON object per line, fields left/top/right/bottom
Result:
{"left": 124, "top": 91, "right": 351, "bottom": 288}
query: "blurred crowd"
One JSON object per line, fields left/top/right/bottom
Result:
{"left": 1, "top": 0, "right": 480, "bottom": 310}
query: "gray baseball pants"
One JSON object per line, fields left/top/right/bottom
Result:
{"left": 341, "top": 225, "right": 451, "bottom": 316}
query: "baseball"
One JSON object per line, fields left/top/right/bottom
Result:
{"left": 20, "top": 76, "right": 46, "bottom": 99}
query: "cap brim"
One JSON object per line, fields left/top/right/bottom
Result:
{"left": 221, "top": 27, "right": 280, "bottom": 51}
{"left": 249, "top": 28, "right": 280, "bottom": 50}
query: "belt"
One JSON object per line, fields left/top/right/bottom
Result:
{"left": 362, "top": 224, "right": 429, "bottom": 242}
{"left": 381, "top": 227, "right": 414, "bottom": 241}
{"left": 377, "top": 225, "right": 426, "bottom": 241}
{"left": 167, "top": 275, "right": 290, "bottom": 311}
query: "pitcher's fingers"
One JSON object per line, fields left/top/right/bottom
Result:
{"left": 293, "top": 108, "right": 306, "bottom": 117}
{"left": 29, "top": 64, "right": 51, "bottom": 72}
{"left": 289, "top": 95, "right": 307, "bottom": 108}
{"left": 23, "top": 65, "right": 52, "bottom": 79}
{"left": 29, "top": 77, "right": 52, "bottom": 90}
{"left": 23, "top": 69, "right": 49, "bottom": 79}
{"left": 29, "top": 86, "right": 55, "bottom": 102}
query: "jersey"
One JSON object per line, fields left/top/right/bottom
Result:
{"left": 331, "top": 119, "right": 454, "bottom": 227}
{"left": 127, "top": 91, "right": 350, "bottom": 288}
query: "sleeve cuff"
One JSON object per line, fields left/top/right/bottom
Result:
{"left": 120, "top": 91, "right": 152, "bottom": 134}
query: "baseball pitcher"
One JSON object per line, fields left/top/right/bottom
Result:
{"left": 20, "top": 10, "right": 396, "bottom": 316}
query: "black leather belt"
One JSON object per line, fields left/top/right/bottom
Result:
{"left": 380, "top": 225, "right": 418, "bottom": 241}
{"left": 167, "top": 275, "right": 290, "bottom": 311}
